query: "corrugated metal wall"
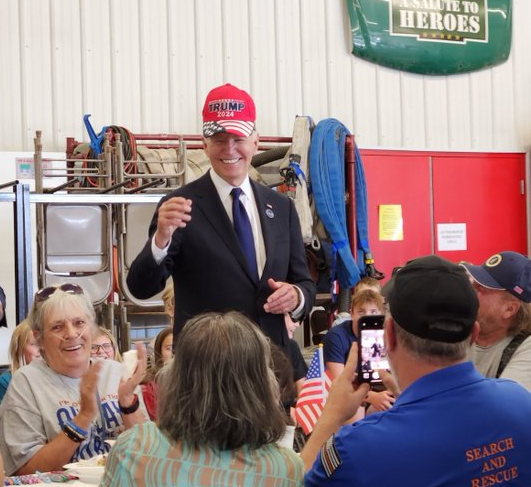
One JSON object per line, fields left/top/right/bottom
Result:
{"left": 0, "top": 0, "right": 529, "bottom": 153}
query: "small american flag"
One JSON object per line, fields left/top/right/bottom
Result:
{"left": 295, "top": 345, "right": 331, "bottom": 435}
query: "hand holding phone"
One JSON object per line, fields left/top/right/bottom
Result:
{"left": 357, "top": 314, "right": 389, "bottom": 385}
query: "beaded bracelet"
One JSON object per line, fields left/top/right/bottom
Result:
{"left": 66, "top": 419, "right": 88, "bottom": 437}
{"left": 62, "top": 420, "right": 88, "bottom": 443}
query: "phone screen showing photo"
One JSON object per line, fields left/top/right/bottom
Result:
{"left": 359, "top": 327, "right": 389, "bottom": 384}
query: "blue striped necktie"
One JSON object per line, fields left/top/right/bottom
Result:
{"left": 231, "top": 187, "right": 258, "bottom": 281}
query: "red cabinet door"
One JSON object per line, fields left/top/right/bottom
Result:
{"left": 432, "top": 153, "right": 527, "bottom": 264}
{"left": 362, "top": 150, "right": 433, "bottom": 284}
{"left": 360, "top": 150, "right": 527, "bottom": 283}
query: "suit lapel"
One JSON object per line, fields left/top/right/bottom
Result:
{"left": 194, "top": 173, "right": 259, "bottom": 284}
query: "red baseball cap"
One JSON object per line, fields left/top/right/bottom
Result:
{"left": 202, "top": 83, "right": 256, "bottom": 138}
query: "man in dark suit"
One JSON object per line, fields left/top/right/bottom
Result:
{"left": 127, "top": 83, "right": 316, "bottom": 347}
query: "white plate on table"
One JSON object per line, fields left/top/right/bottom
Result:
{"left": 64, "top": 455, "right": 106, "bottom": 484}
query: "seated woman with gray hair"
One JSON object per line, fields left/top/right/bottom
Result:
{"left": 101, "top": 311, "right": 304, "bottom": 487}
{"left": 0, "top": 284, "right": 148, "bottom": 476}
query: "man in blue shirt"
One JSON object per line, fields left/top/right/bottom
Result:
{"left": 302, "top": 255, "right": 531, "bottom": 487}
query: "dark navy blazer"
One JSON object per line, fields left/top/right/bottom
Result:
{"left": 127, "top": 171, "right": 316, "bottom": 346}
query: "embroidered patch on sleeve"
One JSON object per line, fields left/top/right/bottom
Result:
{"left": 320, "top": 434, "right": 342, "bottom": 478}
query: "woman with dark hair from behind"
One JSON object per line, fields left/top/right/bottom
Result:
{"left": 270, "top": 342, "right": 298, "bottom": 417}
{"left": 101, "top": 311, "right": 304, "bottom": 487}
{"left": 141, "top": 327, "right": 173, "bottom": 420}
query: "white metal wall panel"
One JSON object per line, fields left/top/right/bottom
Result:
{"left": 1, "top": 0, "right": 530, "bottom": 152}
{"left": 109, "top": 0, "right": 142, "bottom": 130}
{"left": 221, "top": 0, "right": 250, "bottom": 83}
{"left": 249, "top": 0, "right": 278, "bottom": 136}
{"left": 0, "top": 0, "right": 23, "bottom": 150}
{"left": 194, "top": 0, "right": 224, "bottom": 118}
{"left": 447, "top": 76, "right": 473, "bottom": 150}
{"left": 424, "top": 77, "right": 450, "bottom": 149}
{"left": 512, "top": 2, "right": 531, "bottom": 149}
{"left": 377, "top": 69, "right": 403, "bottom": 148}
{"left": 492, "top": 59, "right": 517, "bottom": 150}
{"left": 79, "top": 0, "right": 113, "bottom": 140}
{"left": 299, "top": 0, "right": 328, "bottom": 125}
{"left": 168, "top": 0, "right": 199, "bottom": 134}
{"left": 400, "top": 72, "right": 426, "bottom": 148}
{"left": 351, "top": 62, "right": 379, "bottom": 147}
{"left": 324, "top": 0, "right": 354, "bottom": 132}
{"left": 19, "top": 0, "right": 54, "bottom": 150}
{"left": 49, "top": 0, "right": 83, "bottom": 149}
{"left": 138, "top": 0, "right": 170, "bottom": 133}
{"left": 470, "top": 72, "right": 494, "bottom": 149}
{"left": 273, "top": 0, "right": 303, "bottom": 135}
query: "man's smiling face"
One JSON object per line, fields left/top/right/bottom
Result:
{"left": 203, "top": 131, "right": 258, "bottom": 187}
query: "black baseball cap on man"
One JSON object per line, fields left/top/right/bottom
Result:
{"left": 387, "top": 255, "right": 479, "bottom": 343}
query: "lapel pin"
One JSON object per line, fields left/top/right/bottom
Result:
{"left": 265, "top": 204, "right": 275, "bottom": 219}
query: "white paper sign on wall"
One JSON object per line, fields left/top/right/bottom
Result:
{"left": 437, "top": 223, "right": 467, "bottom": 251}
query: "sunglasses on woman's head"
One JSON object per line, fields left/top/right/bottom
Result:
{"left": 35, "top": 283, "right": 84, "bottom": 303}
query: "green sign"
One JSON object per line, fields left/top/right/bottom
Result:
{"left": 346, "top": 0, "right": 512, "bottom": 75}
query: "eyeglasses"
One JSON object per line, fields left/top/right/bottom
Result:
{"left": 35, "top": 284, "right": 84, "bottom": 303}
{"left": 91, "top": 343, "right": 114, "bottom": 354}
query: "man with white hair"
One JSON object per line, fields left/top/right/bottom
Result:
{"left": 127, "top": 83, "right": 316, "bottom": 349}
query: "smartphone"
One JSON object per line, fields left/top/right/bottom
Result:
{"left": 357, "top": 314, "right": 389, "bottom": 385}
